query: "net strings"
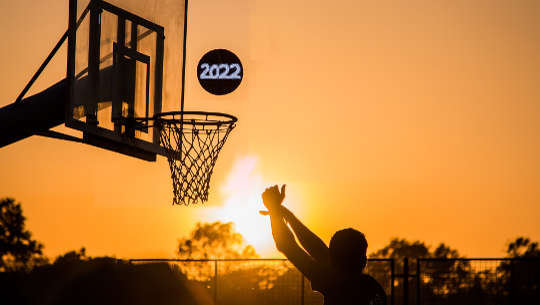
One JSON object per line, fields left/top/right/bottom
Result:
{"left": 159, "top": 120, "right": 235, "bottom": 205}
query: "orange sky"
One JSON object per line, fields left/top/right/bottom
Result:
{"left": 1, "top": 0, "right": 539, "bottom": 259}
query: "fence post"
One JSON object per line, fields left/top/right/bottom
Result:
{"left": 214, "top": 260, "right": 218, "bottom": 305}
{"left": 403, "top": 258, "right": 409, "bottom": 305}
{"left": 416, "top": 259, "right": 420, "bottom": 305}
{"left": 391, "top": 259, "right": 395, "bottom": 305}
{"left": 509, "top": 259, "right": 514, "bottom": 304}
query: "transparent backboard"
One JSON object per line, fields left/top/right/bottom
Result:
{"left": 67, "top": 0, "right": 186, "bottom": 161}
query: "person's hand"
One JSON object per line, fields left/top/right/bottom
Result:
{"left": 260, "top": 184, "right": 286, "bottom": 215}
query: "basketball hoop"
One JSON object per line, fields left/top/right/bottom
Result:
{"left": 150, "top": 111, "right": 237, "bottom": 205}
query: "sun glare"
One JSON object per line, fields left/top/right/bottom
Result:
{"left": 203, "top": 156, "right": 276, "bottom": 256}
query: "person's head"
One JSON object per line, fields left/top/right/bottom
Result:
{"left": 329, "top": 228, "right": 368, "bottom": 273}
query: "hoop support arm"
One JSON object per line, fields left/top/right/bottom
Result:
{"left": 0, "top": 79, "right": 67, "bottom": 148}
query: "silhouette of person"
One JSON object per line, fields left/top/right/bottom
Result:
{"left": 261, "top": 185, "right": 386, "bottom": 305}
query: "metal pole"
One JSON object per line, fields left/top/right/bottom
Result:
{"left": 214, "top": 260, "right": 218, "bottom": 305}
{"left": 67, "top": 0, "right": 76, "bottom": 122}
{"left": 416, "top": 259, "right": 421, "bottom": 305}
{"left": 180, "top": 0, "right": 188, "bottom": 113}
{"left": 403, "top": 258, "right": 409, "bottom": 305}
{"left": 179, "top": 0, "right": 189, "bottom": 159}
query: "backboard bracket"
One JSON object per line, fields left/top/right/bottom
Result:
{"left": 83, "top": 132, "right": 156, "bottom": 161}
{"left": 35, "top": 130, "right": 83, "bottom": 143}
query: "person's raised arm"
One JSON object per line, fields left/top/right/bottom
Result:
{"left": 262, "top": 185, "right": 320, "bottom": 280}
{"left": 268, "top": 211, "right": 319, "bottom": 279}
{"left": 279, "top": 206, "right": 329, "bottom": 263}
{"left": 261, "top": 185, "right": 329, "bottom": 263}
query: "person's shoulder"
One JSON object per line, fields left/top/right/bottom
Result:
{"left": 359, "top": 274, "right": 387, "bottom": 304}
{"left": 360, "top": 274, "right": 384, "bottom": 289}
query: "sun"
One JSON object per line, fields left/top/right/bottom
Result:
{"left": 203, "top": 156, "right": 277, "bottom": 256}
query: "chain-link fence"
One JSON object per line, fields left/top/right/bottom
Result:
{"left": 129, "top": 258, "right": 395, "bottom": 305}
{"left": 416, "top": 258, "right": 540, "bottom": 305}
{"left": 130, "top": 257, "right": 540, "bottom": 305}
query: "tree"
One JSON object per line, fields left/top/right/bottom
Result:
{"left": 369, "top": 237, "right": 462, "bottom": 261}
{"left": 0, "top": 198, "right": 47, "bottom": 272}
{"left": 53, "top": 247, "right": 88, "bottom": 264}
{"left": 497, "top": 237, "right": 540, "bottom": 304}
{"left": 177, "top": 221, "right": 258, "bottom": 259}
{"left": 0, "top": 253, "right": 201, "bottom": 305}
{"left": 506, "top": 236, "right": 540, "bottom": 258}
{"left": 368, "top": 238, "right": 430, "bottom": 304}
{"left": 432, "top": 243, "right": 461, "bottom": 259}
{"left": 177, "top": 221, "right": 259, "bottom": 281}
{"left": 369, "top": 238, "right": 431, "bottom": 275}
{"left": 369, "top": 238, "right": 469, "bottom": 305}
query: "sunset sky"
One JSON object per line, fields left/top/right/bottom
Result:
{"left": 1, "top": 0, "right": 539, "bottom": 259}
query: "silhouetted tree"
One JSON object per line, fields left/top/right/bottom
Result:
{"left": 496, "top": 237, "right": 540, "bottom": 304}
{"left": 370, "top": 238, "right": 462, "bottom": 262}
{"left": 424, "top": 244, "right": 471, "bottom": 302}
{"left": 506, "top": 236, "right": 540, "bottom": 258}
{"left": 370, "top": 238, "right": 470, "bottom": 305}
{"left": 214, "top": 261, "right": 295, "bottom": 305}
{"left": 370, "top": 238, "right": 430, "bottom": 271}
{"left": 369, "top": 238, "right": 429, "bottom": 304}
{"left": 176, "top": 221, "right": 258, "bottom": 282}
{"left": 0, "top": 198, "right": 47, "bottom": 272}
{"left": 53, "top": 247, "right": 88, "bottom": 264}
{"left": 178, "top": 221, "right": 258, "bottom": 259}
{"left": 432, "top": 243, "right": 461, "bottom": 259}
{"left": 0, "top": 250, "right": 203, "bottom": 305}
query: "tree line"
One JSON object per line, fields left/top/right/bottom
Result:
{"left": 1, "top": 197, "right": 538, "bottom": 305}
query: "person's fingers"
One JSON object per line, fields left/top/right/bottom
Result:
{"left": 281, "top": 184, "right": 286, "bottom": 197}
{"left": 259, "top": 210, "right": 270, "bottom": 215}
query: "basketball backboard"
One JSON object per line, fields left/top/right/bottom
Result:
{"left": 0, "top": 0, "right": 237, "bottom": 205}
{"left": 67, "top": 0, "right": 187, "bottom": 161}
